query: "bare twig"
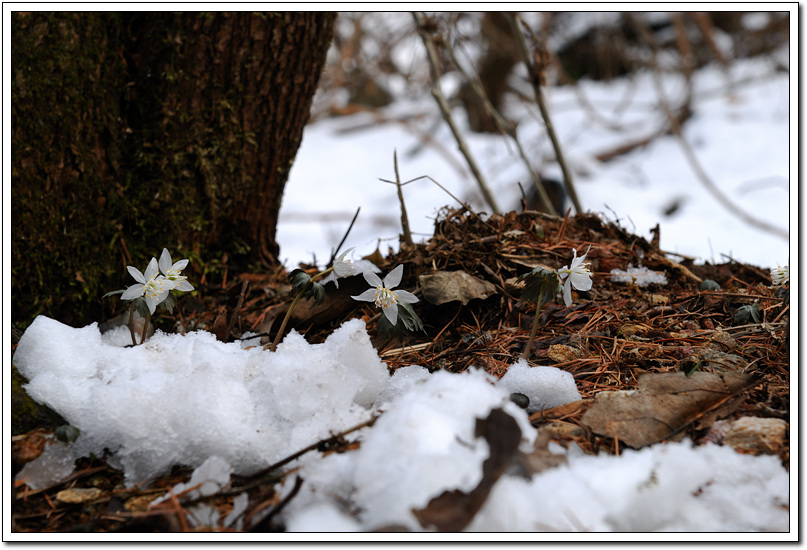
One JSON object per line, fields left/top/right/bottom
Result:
{"left": 394, "top": 150, "right": 414, "bottom": 246}
{"left": 379, "top": 174, "right": 496, "bottom": 232}
{"left": 439, "top": 26, "right": 558, "bottom": 215}
{"left": 413, "top": 12, "right": 501, "bottom": 214}
{"left": 242, "top": 414, "right": 380, "bottom": 482}
{"left": 508, "top": 13, "right": 583, "bottom": 214}
{"left": 329, "top": 206, "right": 361, "bottom": 266}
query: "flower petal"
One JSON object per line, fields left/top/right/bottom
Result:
{"left": 159, "top": 249, "right": 172, "bottom": 275}
{"left": 333, "top": 249, "right": 356, "bottom": 278}
{"left": 121, "top": 284, "right": 144, "bottom": 300}
{"left": 393, "top": 289, "right": 419, "bottom": 304}
{"left": 562, "top": 278, "right": 573, "bottom": 307}
{"left": 337, "top": 247, "right": 354, "bottom": 260}
{"left": 174, "top": 280, "right": 195, "bottom": 292}
{"left": 352, "top": 289, "right": 377, "bottom": 302}
{"left": 570, "top": 271, "right": 592, "bottom": 292}
{"left": 384, "top": 264, "right": 404, "bottom": 289}
{"left": 363, "top": 270, "right": 383, "bottom": 288}
{"left": 382, "top": 304, "right": 398, "bottom": 325}
{"left": 171, "top": 259, "right": 189, "bottom": 272}
{"left": 127, "top": 266, "right": 146, "bottom": 284}
{"left": 144, "top": 294, "right": 161, "bottom": 314}
{"left": 144, "top": 258, "right": 160, "bottom": 280}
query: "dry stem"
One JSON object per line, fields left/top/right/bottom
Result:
{"left": 413, "top": 12, "right": 501, "bottom": 214}
{"left": 508, "top": 14, "right": 583, "bottom": 214}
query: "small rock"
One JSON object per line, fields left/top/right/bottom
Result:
{"left": 723, "top": 417, "right": 788, "bottom": 455}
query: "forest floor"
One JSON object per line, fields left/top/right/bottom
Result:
{"left": 11, "top": 208, "right": 790, "bottom": 533}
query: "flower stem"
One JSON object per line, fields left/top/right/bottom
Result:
{"left": 140, "top": 310, "right": 151, "bottom": 345}
{"left": 128, "top": 303, "right": 137, "bottom": 346}
{"left": 265, "top": 267, "right": 334, "bottom": 352}
{"left": 522, "top": 288, "right": 547, "bottom": 360}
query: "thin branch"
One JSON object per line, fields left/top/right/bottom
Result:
{"left": 379, "top": 174, "right": 497, "bottom": 232}
{"left": 329, "top": 206, "right": 361, "bottom": 266}
{"left": 394, "top": 149, "right": 414, "bottom": 246}
{"left": 508, "top": 13, "right": 583, "bottom": 214}
{"left": 438, "top": 25, "right": 558, "bottom": 215}
{"left": 413, "top": 12, "right": 501, "bottom": 214}
{"left": 241, "top": 414, "right": 380, "bottom": 482}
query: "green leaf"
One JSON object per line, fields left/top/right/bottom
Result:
{"left": 305, "top": 281, "right": 326, "bottom": 306}
{"left": 159, "top": 292, "right": 178, "bottom": 314}
{"left": 397, "top": 302, "right": 424, "bottom": 333}
{"left": 289, "top": 268, "right": 312, "bottom": 293}
{"left": 534, "top": 225, "right": 545, "bottom": 239}
{"left": 518, "top": 268, "right": 559, "bottom": 305}
{"left": 132, "top": 296, "right": 151, "bottom": 319}
{"left": 733, "top": 303, "right": 761, "bottom": 325}
{"left": 699, "top": 279, "right": 721, "bottom": 291}
{"left": 376, "top": 303, "right": 425, "bottom": 338}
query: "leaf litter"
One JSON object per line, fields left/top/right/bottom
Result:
{"left": 11, "top": 207, "right": 790, "bottom": 533}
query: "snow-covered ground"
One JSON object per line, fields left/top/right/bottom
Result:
{"left": 12, "top": 314, "right": 793, "bottom": 538}
{"left": 278, "top": 17, "right": 793, "bottom": 273}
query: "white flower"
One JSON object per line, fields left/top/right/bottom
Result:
{"left": 333, "top": 247, "right": 356, "bottom": 278}
{"left": 771, "top": 265, "right": 789, "bottom": 286}
{"left": 323, "top": 248, "right": 381, "bottom": 288}
{"left": 352, "top": 264, "right": 418, "bottom": 325}
{"left": 158, "top": 248, "right": 194, "bottom": 292}
{"left": 556, "top": 246, "right": 593, "bottom": 307}
{"left": 330, "top": 247, "right": 358, "bottom": 289}
{"left": 121, "top": 257, "right": 171, "bottom": 314}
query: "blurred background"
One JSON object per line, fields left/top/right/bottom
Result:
{"left": 278, "top": 11, "right": 791, "bottom": 270}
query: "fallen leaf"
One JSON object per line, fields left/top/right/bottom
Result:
{"left": 580, "top": 371, "right": 757, "bottom": 448}
{"left": 418, "top": 271, "right": 496, "bottom": 306}
{"left": 412, "top": 408, "right": 521, "bottom": 532}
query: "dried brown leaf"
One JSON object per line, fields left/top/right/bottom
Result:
{"left": 580, "top": 371, "right": 756, "bottom": 448}
{"left": 418, "top": 271, "right": 496, "bottom": 305}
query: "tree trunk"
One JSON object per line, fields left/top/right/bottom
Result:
{"left": 131, "top": 12, "right": 336, "bottom": 266}
{"left": 12, "top": 12, "right": 335, "bottom": 328}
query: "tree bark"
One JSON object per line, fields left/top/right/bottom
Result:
{"left": 128, "top": 12, "right": 336, "bottom": 266}
{"left": 12, "top": 12, "right": 336, "bottom": 327}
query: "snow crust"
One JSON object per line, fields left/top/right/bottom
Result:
{"left": 12, "top": 316, "right": 790, "bottom": 532}
{"left": 14, "top": 315, "right": 388, "bottom": 486}
{"left": 495, "top": 359, "right": 582, "bottom": 413}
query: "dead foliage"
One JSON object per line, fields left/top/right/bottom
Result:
{"left": 11, "top": 208, "right": 789, "bottom": 533}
